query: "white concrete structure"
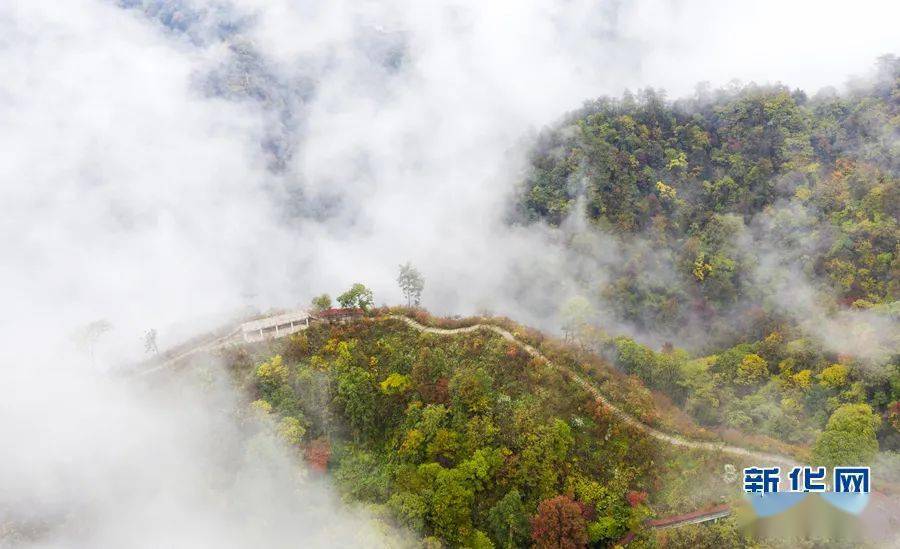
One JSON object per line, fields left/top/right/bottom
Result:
{"left": 240, "top": 310, "right": 310, "bottom": 343}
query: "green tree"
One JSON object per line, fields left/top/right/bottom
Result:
{"left": 387, "top": 492, "right": 427, "bottom": 532}
{"left": 333, "top": 448, "right": 390, "bottom": 501}
{"left": 380, "top": 373, "right": 412, "bottom": 395}
{"left": 311, "top": 293, "right": 332, "bottom": 312}
{"left": 397, "top": 262, "right": 425, "bottom": 307}
{"left": 457, "top": 447, "right": 504, "bottom": 492}
{"left": 487, "top": 489, "right": 530, "bottom": 549}
{"left": 812, "top": 403, "right": 881, "bottom": 467}
{"left": 516, "top": 420, "right": 574, "bottom": 501}
{"left": 819, "top": 364, "right": 850, "bottom": 389}
{"left": 613, "top": 337, "right": 657, "bottom": 381}
{"left": 423, "top": 465, "right": 475, "bottom": 545}
{"left": 256, "top": 355, "right": 289, "bottom": 394}
{"left": 337, "top": 283, "right": 374, "bottom": 311}
{"left": 467, "top": 530, "right": 494, "bottom": 549}
{"left": 426, "top": 428, "right": 460, "bottom": 464}
{"left": 335, "top": 366, "right": 378, "bottom": 439}
{"left": 277, "top": 416, "right": 306, "bottom": 446}
{"left": 560, "top": 296, "right": 593, "bottom": 343}
{"left": 449, "top": 367, "right": 494, "bottom": 415}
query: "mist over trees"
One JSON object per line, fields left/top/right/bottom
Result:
{"left": 143, "top": 328, "right": 158, "bottom": 355}
{"left": 4, "top": 0, "right": 898, "bottom": 546}
{"left": 519, "top": 60, "right": 900, "bottom": 465}
{"left": 311, "top": 294, "right": 333, "bottom": 312}
{"left": 241, "top": 314, "right": 708, "bottom": 548}
{"left": 397, "top": 263, "right": 425, "bottom": 307}
{"left": 520, "top": 55, "right": 898, "bottom": 352}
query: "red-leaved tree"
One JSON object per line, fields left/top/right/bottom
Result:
{"left": 626, "top": 490, "right": 648, "bottom": 507}
{"left": 530, "top": 495, "right": 588, "bottom": 549}
{"left": 305, "top": 438, "right": 331, "bottom": 473}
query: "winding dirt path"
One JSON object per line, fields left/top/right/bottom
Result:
{"left": 140, "top": 313, "right": 796, "bottom": 466}
{"left": 137, "top": 312, "right": 900, "bottom": 536}
{"left": 389, "top": 315, "right": 799, "bottom": 468}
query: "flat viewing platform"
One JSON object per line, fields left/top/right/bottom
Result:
{"left": 240, "top": 310, "right": 310, "bottom": 342}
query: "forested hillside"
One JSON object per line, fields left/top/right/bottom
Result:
{"left": 518, "top": 55, "right": 897, "bottom": 340}
{"left": 516, "top": 56, "right": 899, "bottom": 462}
{"left": 224, "top": 312, "right": 758, "bottom": 548}
{"left": 226, "top": 58, "right": 899, "bottom": 548}
{"left": 213, "top": 305, "right": 900, "bottom": 548}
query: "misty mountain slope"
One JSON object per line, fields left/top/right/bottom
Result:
{"left": 595, "top": 324, "right": 900, "bottom": 457}
{"left": 5, "top": 1, "right": 900, "bottom": 548}
{"left": 516, "top": 56, "right": 899, "bottom": 352}
{"left": 510, "top": 60, "right": 900, "bottom": 469}
{"left": 216, "top": 311, "right": 797, "bottom": 548}
{"left": 0, "top": 347, "right": 414, "bottom": 549}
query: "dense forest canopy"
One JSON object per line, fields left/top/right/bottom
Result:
{"left": 8, "top": 0, "right": 900, "bottom": 547}
{"left": 230, "top": 313, "right": 758, "bottom": 548}
{"left": 18, "top": 52, "right": 899, "bottom": 548}
{"left": 511, "top": 56, "right": 900, "bottom": 480}
{"left": 206, "top": 56, "right": 900, "bottom": 548}
{"left": 517, "top": 55, "right": 898, "bottom": 351}
{"left": 223, "top": 301, "right": 895, "bottom": 548}
{"left": 230, "top": 58, "right": 900, "bottom": 547}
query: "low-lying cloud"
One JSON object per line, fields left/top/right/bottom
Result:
{"left": 1, "top": 0, "right": 897, "bottom": 546}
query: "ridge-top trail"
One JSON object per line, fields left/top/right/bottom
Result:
{"left": 393, "top": 313, "right": 900, "bottom": 533}
{"left": 141, "top": 311, "right": 799, "bottom": 467}
{"left": 387, "top": 314, "right": 799, "bottom": 468}
{"left": 142, "top": 311, "right": 900, "bottom": 536}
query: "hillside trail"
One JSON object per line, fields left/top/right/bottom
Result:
{"left": 403, "top": 313, "right": 898, "bottom": 539}
{"left": 138, "top": 312, "right": 900, "bottom": 533}
{"left": 388, "top": 315, "right": 799, "bottom": 468}
{"left": 139, "top": 312, "right": 795, "bottom": 466}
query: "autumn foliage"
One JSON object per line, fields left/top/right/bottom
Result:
{"left": 530, "top": 495, "right": 588, "bottom": 549}
{"left": 305, "top": 438, "right": 331, "bottom": 472}
{"left": 626, "top": 490, "right": 648, "bottom": 507}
